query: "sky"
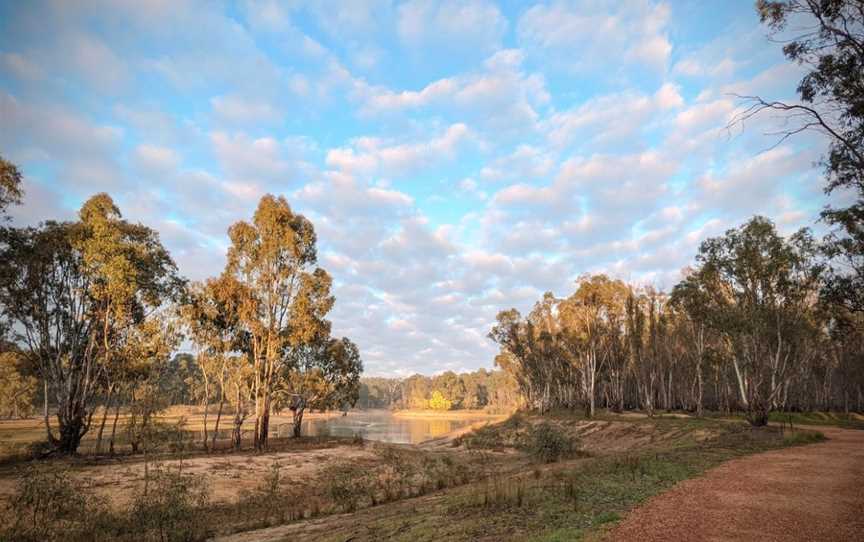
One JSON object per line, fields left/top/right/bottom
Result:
{"left": 0, "top": 0, "right": 838, "bottom": 376}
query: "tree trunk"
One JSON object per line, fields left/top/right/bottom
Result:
{"left": 211, "top": 394, "right": 225, "bottom": 451}
{"left": 42, "top": 378, "right": 56, "bottom": 445}
{"left": 201, "top": 365, "right": 210, "bottom": 452}
{"left": 695, "top": 362, "right": 704, "bottom": 417}
{"left": 232, "top": 385, "right": 243, "bottom": 450}
{"left": 95, "top": 394, "right": 112, "bottom": 455}
{"left": 108, "top": 400, "right": 121, "bottom": 455}
{"left": 56, "top": 415, "right": 85, "bottom": 455}
{"left": 292, "top": 405, "right": 305, "bottom": 438}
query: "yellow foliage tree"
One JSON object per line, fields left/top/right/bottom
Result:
{"left": 428, "top": 390, "right": 451, "bottom": 410}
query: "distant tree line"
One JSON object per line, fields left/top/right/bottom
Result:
{"left": 357, "top": 369, "right": 520, "bottom": 412}
{"left": 489, "top": 217, "right": 864, "bottom": 426}
{"left": 0, "top": 167, "right": 362, "bottom": 455}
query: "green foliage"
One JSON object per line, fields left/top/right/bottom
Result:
{"left": 0, "top": 350, "right": 37, "bottom": 418}
{"left": 782, "top": 430, "right": 827, "bottom": 446}
{"left": 323, "top": 462, "right": 375, "bottom": 512}
{"left": 0, "top": 154, "right": 23, "bottom": 219}
{"left": 130, "top": 464, "right": 211, "bottom": 542}
{"left": 754, "top": 1, "right": 864, "bottom": 313}
{"left": 523, "top": 423, "right": 575, "bottom": 463}
{"left": 3, "top": 464, "right": 105, "bottom": 541}
{"left": 459, "top": 413, "right": 527, "bottom": 449}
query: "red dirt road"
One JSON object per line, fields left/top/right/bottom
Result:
{"left": 606, "top": 426, "right": 864, "bottom": 542}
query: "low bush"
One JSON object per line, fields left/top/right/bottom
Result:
{"left": 522, "top": 423, "right": 575, "bottom": 463}
{"left": 1, "top": 461, "right": 214, "bottom": 542}
{"left": 323, "top": 462, "right": 375, "bottom": 512}
{"left": 1, "top": 463, "right": 106, "bottom": 541}
{"left": 129, "top": 464, "right": 211, "bottom": 542}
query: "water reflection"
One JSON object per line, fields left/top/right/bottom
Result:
{"left": 301, "top": 410, "right": 489, "bottom": 444}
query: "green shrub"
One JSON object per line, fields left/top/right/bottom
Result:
{"left": 523, "top": 423, "right": 575, "bottom": 463}
{"left": 0, "top": 463, "right": 121, "bottom": 542}
{"left": 129, "top": 464, "right": 211, "bottom": 542}
{"left": 323, "top": 462, "right": 374, "bottom": 512}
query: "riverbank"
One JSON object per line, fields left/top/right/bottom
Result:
{"left": 391, "top": 409, "right": 510, "bottom": 420}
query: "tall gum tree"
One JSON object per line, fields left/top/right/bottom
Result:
{"left": 0, "top": 193, "right": 182, "bottom": 453}
{"left": 683, "top": 216, "right": 823, "bottom": 426}
{"left": 224, "top": 194, "right": 328, "bottom": 450}
{"left": 181, "top": 276, "right": 246, "bottom": 450}
{"left": 559, "top": 275, "right": 629, "bottom": 418}
{"left": 736, "top": 1, "right": 864, "bottom": 313}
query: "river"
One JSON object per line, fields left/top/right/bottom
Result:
{"left": 299, "top": 409, "right": 497, "bottom": 444}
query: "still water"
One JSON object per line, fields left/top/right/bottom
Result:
{"left": 299, "top": 410, "right": 494, "bottom": 444}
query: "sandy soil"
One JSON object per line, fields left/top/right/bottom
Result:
{"left": 605, "top": 426, "right": 864, "bottom": 542}
{"left": 0, "top": 443, "right": 378, "bottom": 508}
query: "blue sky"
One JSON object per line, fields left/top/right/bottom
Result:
{"left": 0, "top": 1, "right": 835, "bottom": 376}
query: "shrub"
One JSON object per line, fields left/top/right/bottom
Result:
{"left": 523, "top": 423, "right": 574, "bottom": 463}
{"left": 323, "top": 462, "right": 374, "bottom": 512}
{"left": 3, "top": 464, "right": 90, "bottom": 541}
{"left": 1, "top": 463, "right": 116, "bottom": 542}
{"left": 129, "top": 464, "right": 211, "bottom": 542}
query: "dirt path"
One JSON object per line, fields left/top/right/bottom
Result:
{"left": 606, "top": 426, "right": 864, "bottom": 542}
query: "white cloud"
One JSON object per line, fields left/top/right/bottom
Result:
{"left": 211, "top": 95, "right": 281, "bottom": 124}
{"left": 211, "top": 131, "right": 318, "bottom": 185}
{"left": 325, "top": 123, "right": 474, "bottom": 178}
{"left": 542, "top": 84, "right": 681, "bottom": 150}
{"left": 134, "top": 144, "right": 180, "bottom": 172}
{"left": 397, "top": 0, "right": 507, "bottom": 54}
{"left": 518, "top": 0, "right": 672, "bottom": 73}
{"left": 359, "top": 49, "right": 549, "bottom": 133}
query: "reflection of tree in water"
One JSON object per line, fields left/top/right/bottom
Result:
{"left": 427, "top": 419, "right": 454, "bottom": 438}
{"left": 302, "top": 412, "right": 489, "bottom": 443}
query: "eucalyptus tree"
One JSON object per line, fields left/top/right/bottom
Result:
{"left": 489, "top": 309, "right": 555, "bottom": 412}
{"left": 0, "top": 193, "right": 182, "bottom": 453}
{"left": 670, "top": 268, "right": 715, "bottom": 416}
{"left": 685, "top": 217, "right": 823, "bottom": 425}
{"left": 181, "top": 275, "right": 247, "bottom": 450}
{"left": 280, "top": 336, "right": 362, "bottom": 437}
{"left": 0, "top": 155, "right": 23, "bottom": 220}
{"left": 559, "top": 275, "right": 629, "bottom": 418}
{"left": 625, "top": 289, "right": 663, "bottom": 416}
{"left": 741, "top": 1, "right": 864, "bottom": 313}
{"left": 224, "top": 194, "right": 332, "bottom": 449}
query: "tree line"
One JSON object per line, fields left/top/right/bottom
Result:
{"left": 489, "top": 217, "right": 864, "bottom": 425}
{"left": 357, "top": 369, "right": 520, "bottom": 412}
{"left": 0, "top": 167, "right": 362, "bottom": 455}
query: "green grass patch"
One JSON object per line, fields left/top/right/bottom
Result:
{"left": 768, "top": 411, "right": 864, "bottom": 429}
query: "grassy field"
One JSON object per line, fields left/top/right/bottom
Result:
{"left": 0, "top": 409, "right": 831, "bottom": 542}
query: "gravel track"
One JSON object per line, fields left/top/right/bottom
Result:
{"left": 605, "top": 426, "right": 864, "bottom": 542}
